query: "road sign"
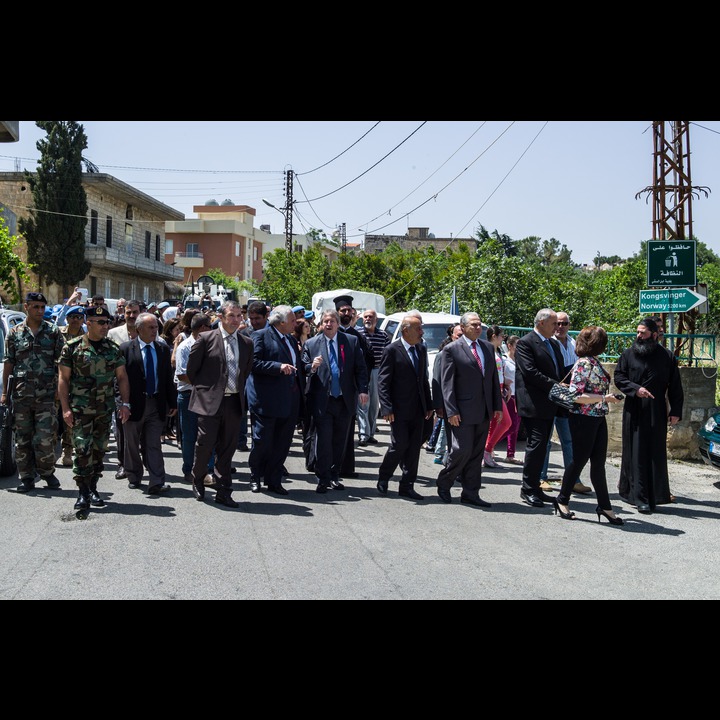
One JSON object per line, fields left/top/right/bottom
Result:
{"left": 647, "top": 240, "right": 697, "bottom": 287}
{"left": 639, "top": 287, "right": 705, "bottom": 314}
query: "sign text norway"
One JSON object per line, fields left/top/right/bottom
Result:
{"left": 647, "top": 240, "right": 697, "bottom": 287}
{"left": 639, "top": 287, "right": 705, "bottom": 314}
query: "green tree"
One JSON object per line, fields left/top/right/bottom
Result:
{"left": 18, "top": 121, "right": 91, "bottom": 292}
{"left": 0, "top": 213, "right": 31, "bottom": 303}
{"left": 258, "top": 246, "right": 331, "bottom": 307}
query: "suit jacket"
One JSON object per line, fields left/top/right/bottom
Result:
{"left": 378, "top": 339, "right": 432, "bottom": 420}
{"left": 246, "top": 325, "right": 306, "bottom": 418}
{"left": 186, "top": 327, "right": 253, "bottom": 417}
{"left": 514, "top": 329, "right": 566, "bottom": 419}
{"left": 439, "top": 337, "right": 502, "bottom": 424}
{"left": 120, "top": 338, "right": 177, "bottom": 423}
{"left": 301, "top": 331, "right": 368, "bottom": 415}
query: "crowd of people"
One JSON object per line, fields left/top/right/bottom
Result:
{"left": 1, "top": 288, "right": 685, "bottom": 525}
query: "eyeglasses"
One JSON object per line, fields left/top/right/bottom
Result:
{"left": 557, "top": 321, "right": 569, "bottom": 326}
{"left": 89, "top": 320, "right": 110, "bottom": 326}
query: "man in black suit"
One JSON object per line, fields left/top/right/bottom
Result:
{"left": 435, "top": 312, "right": 502, "bottom": 506}
{"left": 237, "top": 300, "right": 268, "bottom": 452}
{"left": 187, "top": 301, "right": 253, "bottom": 508}
{"left": 246, "top": 305, "right": 305, "bottom": 496}
{"left": 514, "top": 307, "right": 565, "bottom": 507}
{"left": 301, "top": 309, "right": 368, "bottom": 494}
{"left": 376, "top": 313, "right": 434, "bottom": 500}
{"left": 120, "top": 312, "right": 177, "bottom": 495}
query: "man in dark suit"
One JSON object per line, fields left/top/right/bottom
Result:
{"left": 436, "top": 312, "right": 502, "bottom": 507}
{"left": 246, "top": 304, "right": 305, "bottom": 496}
{"left": 301, "top": 309, "right": 369, "bottom": 494}
{"left": 376, "top": 313, "right": 434, "bottom": 500}
{"left": 514, "top": 307, "right": 565, "bottom": 508}
{"left": 187, "top": 301, "right": 253, "bottom": 508}
{"left": 120, "top": 312, "right": 177, "bottom": 495}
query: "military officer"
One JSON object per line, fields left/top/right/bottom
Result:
{"left": 58, "top": 305, "right": 131, "bottom": 515}
{"left": 1, "top": 291, "right": 65, "bottom": 493}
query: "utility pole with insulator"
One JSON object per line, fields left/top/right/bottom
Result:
{"left": 340, "top": 223, "right": 347, "bottom": 253}
{"left": 284, "top": 169, "right": 293, "bottom": 253}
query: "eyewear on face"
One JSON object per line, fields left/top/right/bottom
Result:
{"left": 89, "top": 319, "right": 110, "bottom": 326}
{"left": 557, "top": 321, "right": 569, "bottom": 326}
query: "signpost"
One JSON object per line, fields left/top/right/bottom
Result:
{"left": 647, "top": 240, "right": 697, "bottom": 287}
{"left": 639, "top": 287, "right": 705, "bottom": 314}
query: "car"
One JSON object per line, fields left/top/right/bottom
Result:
{"left": 698, "top": 412, "right": 720, "bottom": 470}
{"left": 0, "top": 308, "right": 26, "bottom": 477}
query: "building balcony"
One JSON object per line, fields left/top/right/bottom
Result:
{"left": 174, "top": 251, "right": 204, "bottom": 268}
{"left": 85, "top": 245, "right": 184, "bottom": 280}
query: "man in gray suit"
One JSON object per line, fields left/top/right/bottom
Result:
{"left": 187, "top": 301, "right": 253, "bottom": 508}
{"left": 301, "top": 309, "right": 368, "bottom": 494}
{"left": 435, "top": 311, "right": 502, "bottom": 507}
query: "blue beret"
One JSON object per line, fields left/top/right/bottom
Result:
{"left": 292, "top": 306, "right": 305, "bottom": 314}
{"left": 304, "top": 311, "right": 314, "bottom": 320}
{"left": 43, "top": 309, "right": 54, "bottom": 320}
{"left": 66, "top": 306, "right": 85, "bottom": 317}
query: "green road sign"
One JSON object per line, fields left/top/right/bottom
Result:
{"left": 647, "top": 240, "right": 697, "bottom": 287}
{"left": 639, "top": 287, "right": 705, "bottom": 314}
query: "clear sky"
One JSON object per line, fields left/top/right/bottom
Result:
{"left": 1, "top": 120, "right": 718, "bottom": 266}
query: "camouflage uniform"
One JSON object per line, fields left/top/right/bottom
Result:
{"left": 3, "top": 318, "right": 64, "bottom": 482}
{"left": 58, "top": 334, "right": 126, "bottom": 488}
{"left": 58, "top": 325, "right": 86, "bottom": 462}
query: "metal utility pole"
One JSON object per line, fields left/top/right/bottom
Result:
{"left": 636, "top": 121, "right": 709, "bottom": 361}
{"left": 284, "top": 169, "right": 293, "bottom": 253}
{"left": 339, "top": 223, "right": 347, "bottom": 253}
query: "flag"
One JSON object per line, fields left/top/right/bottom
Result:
{"left": 450, "top": 286, "right": 459, "bottom": 315}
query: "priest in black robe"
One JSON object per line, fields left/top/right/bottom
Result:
{"left": 613, "top": 318, "right": 684, "bottom": 513}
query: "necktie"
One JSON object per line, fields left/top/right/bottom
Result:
{"left": 544, "top": 338, "right": 559, "bottom": 374}
{"left": 328, "top": 340, "right": 341, "bottom": 397}
{"left": 144, "top": 344, "right": 156, "bottom": 395}
{"left": 409, "top": 345, "right": 419, "bottom": 374}
{"left": 471, "top": 341, "right": 484, "bottom": 375}
{"left": 225, "top": 334, "right": 237, "bottom": 393}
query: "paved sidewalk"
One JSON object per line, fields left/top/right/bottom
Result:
{"left": 1, "top": 421, "right": 719, "bottom": 599}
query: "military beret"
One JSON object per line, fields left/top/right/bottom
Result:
{"left": 66, "top": 306, "right": 85, "bottom": 317}
{"left": 26, "top": 291, "right": 47, "bottom": 304}
{"left": 89, "top": 306, "right": 111, "bottom": 319}
{"left": 43, "top": 308, "right": 54, "bottom": 320}
{"left": 292, "top": 305, "right": 305, "bottom": 314}
{"left": 157, "top": 301, "right": 170, "bottom": 310}
{"left": 333, "top": 295, "right": 354, "bottom": 310}
{"left": 304, "top": 311, "right": 315, "bottom": 320}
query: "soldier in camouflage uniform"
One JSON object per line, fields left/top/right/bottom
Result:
{"left": 1, "top": 291, "right": 65, "bottom": 492}
{"left": 58, "top": 306, "right": 131, "bottom": 514}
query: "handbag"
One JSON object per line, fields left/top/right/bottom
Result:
{"left": 548, "top": 370, "right": 577, "bottom": 410}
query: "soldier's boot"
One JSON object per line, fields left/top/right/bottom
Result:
{"left": 88, "top": 478, "right": 105, "bottom": 507}
{"left": 61, "top": 449, "right": 73, "bottom": 466}
{"left": 74, "top": 482, "right": 91, "bottom": 518}
{"left": 16, "top": 478, "right": 36, "bottom": 493}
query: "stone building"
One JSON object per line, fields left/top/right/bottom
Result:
{"left": 363, "top": 227, "right": 476, "bottom": 254}
{"left": 0, "top": 171, "right": 184, "bottom": 305}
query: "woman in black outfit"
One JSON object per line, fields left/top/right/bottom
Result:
{"left": 553, "top": 326, "right": 625, "bottom": 525}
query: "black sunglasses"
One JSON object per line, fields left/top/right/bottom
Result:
{"left": 89, "top": 319, "right": 111, "bottom": 326}
{"left": 557, "top": 321, "right": 569, "bottom": 326}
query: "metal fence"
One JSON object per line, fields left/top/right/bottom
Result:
{"left": 502, "top": 327, "right": 717, "bottom": 367}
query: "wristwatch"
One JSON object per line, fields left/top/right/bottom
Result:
{"left": 121, "top": 402, "right": 131, "bottom": 408}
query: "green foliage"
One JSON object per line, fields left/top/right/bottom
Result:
{"left": 0, "top": 214, "right": 31, "bottom": 302}
{"left": 205, "top": 268, "right": 258, "bottom": 300}
{"left": 258, "top": 246, "right": 331, "bottom": 308}
{"left": 18, "top": 121, "right": 91, "bottom": 288}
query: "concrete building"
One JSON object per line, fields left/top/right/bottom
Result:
{"left": 0, "top": 171, "right": 184, "bottom": 305}
{"left": 363, "top": 226, "right": 476, "bottom": 254}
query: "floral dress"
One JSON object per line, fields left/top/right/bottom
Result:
{"left": 569, "top": 355, "right": 611, "bottom": 418}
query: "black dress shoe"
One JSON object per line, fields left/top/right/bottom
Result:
{"left": 267, "top": 484, "right": 289, "bottom": 496}
{"left": 330, "top": 480, "right": 345, "bottom": 490}
{"left": 539, "top": 491, "right": 555, "bottom": 503}
{"left": 215, "top": 495, "right": 239, "bottom": 508}
{"left": 399, "top": 488, "right": 424, "bottom": 501}
{"left": 128, "top": 481, "right": 142, "bottom": 490}
{"left": 637, "top": 503, "right": 652, "bottom": 514}
{"left": 192, "top": 478, "right": 205, "bottom": 501}
{"left": 520, "top": 490, "right": 544, "bottom": 507}
{"left": 366, "top": 437, "right": 379, "bottom": 444}
{"left": 147, "top": 484, "right": 170, "bottom": 495}
{"left": 250, "top": 479, "right": 261, "bottom": 493}
{"left": 437, "top": 487, "right": 452, "bottom": 503}
{"left": 460, "top": 494, "right": 491, "bottom": 508}
{"left": 377, "top": 480, "right": 389, "bottom": 495}
{"left": 358, "top": 440, "right": 368, "bottom": 447}
{"left": 316, "top": 484, "right": 328, "bottom": 494}
{"left": 115, "top": 468, "right": 127, "bottom": 479}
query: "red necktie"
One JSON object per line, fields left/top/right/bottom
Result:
{"left": 471, "top": 341, "right": 484, "bottom": 374}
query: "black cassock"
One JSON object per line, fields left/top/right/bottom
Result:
{"left": 613, "top": 345, "right": 684, "bottom": 508}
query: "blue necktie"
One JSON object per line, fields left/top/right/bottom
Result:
{"left": 544, "top": 338, "right": 559, "bottom": 374}
{"left": 144, "top": 344, "right": 156, "bottom": 395}
{"left": 409, "top": 345, "right": 419, "bottom": 374}
{"left": 328, "top": 340, "right": 341, "bottom": 397}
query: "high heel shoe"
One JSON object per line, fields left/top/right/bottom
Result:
{"left": 553, "top": 499, "right": 575, "bottom": 520}
{"left": 596, "top": 507, "right": 624, "bottom": 525}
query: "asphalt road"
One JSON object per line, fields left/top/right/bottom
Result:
{"left": 1, "top": 421, "right": 719, "bottom": 600}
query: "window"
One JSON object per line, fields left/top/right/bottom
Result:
{"left": 90, "top": 276, "right": 97, "bottom": 296}
{"left": 124, "top": 223, "right": 133, "bottom": 254}
{"left": 90, "top": 210, "right": 98, "bottom": 245}
{"left": 253, "top": 247, "right": 258, "bottom": 261}
{"left": 143, "top": 285, "right": 149, "bottom": 303}
{"left": 104, "top": 279, "right": 111, "bottom": 299}
{"left": 165, "top": 238, "right": 173, "bottom": 255}
{"left": 235, "top": 241, "right": 240, "bottom": 257}
{"left": 144, "top": 231, "right": 151, "bottom": 259}
{"left": 187, "top": 243, "right": 199, "bottom": 257}
{"left": 155, "top": 235, "right": 161, "bottom": 261}
{"left": 126, "top": 204, "right": 134, "bottom": 220}
{"left": 118, "top": 281, "right": 125, "bottom": 298}
{"left": 106, "top": 216, "right": 112, "bottom": 248}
